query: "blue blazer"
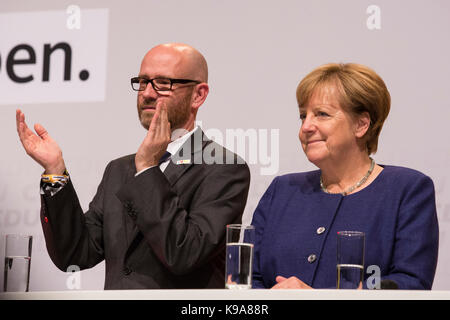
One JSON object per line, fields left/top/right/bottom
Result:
{"left": 251, "top": 165, "right": 439, "bottom": 289}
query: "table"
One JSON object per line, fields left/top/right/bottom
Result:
{"left": 1, "top": 289, "right": 450, "bottom": 300}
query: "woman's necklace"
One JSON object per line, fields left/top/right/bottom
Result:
{"left": 320, "top": 157, "right": 375, "bottom": 196}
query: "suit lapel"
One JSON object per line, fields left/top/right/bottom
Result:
{"left": 163, "top": 128, "right": 209, "bottom": 186}
{"left": 124, "top": 129, "right": 210, "bottom": 258}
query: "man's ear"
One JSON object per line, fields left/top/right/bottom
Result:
{"left": 191, "top": 83, "right": 209, "bottom": 110}
{"left": 354, "top": 111, "right": 371, "bottom": 138}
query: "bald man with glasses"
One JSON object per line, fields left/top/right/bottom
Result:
{"left": 16, "top": 43, "right": 250, "bottom": 289}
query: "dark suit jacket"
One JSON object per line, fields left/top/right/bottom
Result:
{"left": 40, "top": 129, "right": 250, "bottom": 289}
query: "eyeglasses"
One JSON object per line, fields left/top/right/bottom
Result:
{"left": 131, "top": 76, "right": 201, "bottom": 94}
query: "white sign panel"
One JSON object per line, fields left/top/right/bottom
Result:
{"left": 0, "top": 8, "right": 109, "bottom": 104}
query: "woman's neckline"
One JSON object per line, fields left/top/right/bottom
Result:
{"left": 319, "top": 164, "right": 386, "bottom": 197}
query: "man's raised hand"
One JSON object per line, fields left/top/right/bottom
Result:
{"left": 16, "top": 109, "right": 66, "bottom": 174}
{"left": 135, "top": 101, "right": 171, "bottom": 172}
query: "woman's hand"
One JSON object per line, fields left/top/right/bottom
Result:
{"left": 271, "top": 276, "right": 313, "bottom": 289}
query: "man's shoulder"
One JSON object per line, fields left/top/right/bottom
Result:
{"left": 202, "top": 139, "right": 248, "bottom": 166}
{"left": 105, "top": 154, "right": 136, "bottom": 172}
{"left": 176, "top": 129, "right": 249, "bottom": 167}
{"left": 111, "top": 153, "right": 135, "bottom": 164}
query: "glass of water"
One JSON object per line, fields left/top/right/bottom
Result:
{"left": 4, "top": 234, "right": 33, "bottom": 292}
{"left": 225, "top": 224, "right": 255, "bottom": 289}
{"left": 337, "top": 231, "right": 365, "bottom": 289}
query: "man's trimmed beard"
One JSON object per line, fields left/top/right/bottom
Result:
{"left": 137, "top": 88, "right": 193, "bottom": 131}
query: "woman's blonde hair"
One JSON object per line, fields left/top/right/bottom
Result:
{"left": 296, "top": 63, "right": 391, "bottom": 154}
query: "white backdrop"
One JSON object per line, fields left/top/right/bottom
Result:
{"left": 1, "top": 0, "right": 449, "bottom": 291}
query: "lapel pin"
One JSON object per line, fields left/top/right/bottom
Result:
{"left": 176, "top": 159, "right": 191, "bottom": 165}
